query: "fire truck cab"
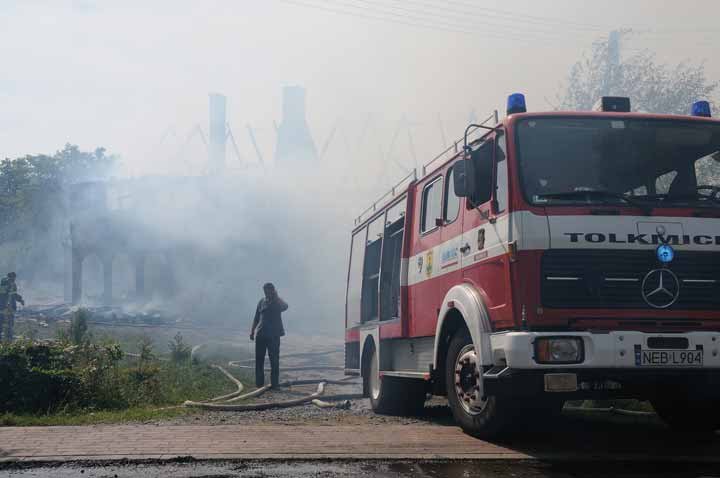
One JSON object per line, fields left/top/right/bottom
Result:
{"left": 344, "top": 95, "right": 720, "bottom": 438}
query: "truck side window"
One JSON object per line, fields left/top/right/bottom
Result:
{"left": 420, "top": 177, "right": 443, "bottom": 233}
{"left": 346, "top": 227, "right": 367, "bottom": 327}
{"left": 444, "top": 167, "right": 460, "bottom": 223}
{"left": 361, "top": 215, "right": 384, "bottom": 323}
{"left": 379, "top": 198, "right": 406, "bottom": 322}
{"left": 495, "top": 133, "right": 508, "bottom": 213}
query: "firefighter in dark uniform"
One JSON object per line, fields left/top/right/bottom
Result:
{"left": 0, "top": 272, "right": 24, "bottom": 342}
{"left": 250, "top": 283, "right": 288, "bottom": 388}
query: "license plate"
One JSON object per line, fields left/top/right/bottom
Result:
{"left": 636, "top": 349, "right": 703, "bottom": 367}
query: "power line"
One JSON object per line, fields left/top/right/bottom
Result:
{"left": 337, "top": 0, "right": 594, "bottom": 39}
{"left": 431, "top": 1, "right": 720, "bottom": 35}
{"left": 331, "top": 0, "right": 572, "bottom": 41}
{"left": 277, "top": 0, "right": 586, "bottom": 45}
{"left": 385, "top": 0, "right": 606, "bottom": 33}
{"left": 442, "top": 0, "right": 609, "bottom": 30}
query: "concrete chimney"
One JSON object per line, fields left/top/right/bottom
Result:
{"left": 209, "top": 93, "right": 227, "bottom": 174}
{"left": 275, "top": 86, "right": 318, "bottom": 164}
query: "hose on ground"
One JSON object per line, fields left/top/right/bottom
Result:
{"left": 228, "top": 363, "right": 344, "bottom": 372}
{"left": 182, "top": 354, "right": 360, "bottom": 412}
{"left": 230, "top": 348, "right": 342, "bottom": 364}
{"left": 185, "top": 382, "right": 327, "bottom": 411}
{"left": 312, "top": 399, "right": 351, "bottom": 409}
{"left": 207, "top": 365, "right": 245, "bottom": 402}
{"left": 220, "top": 384, "right": 272, "bottom": 403}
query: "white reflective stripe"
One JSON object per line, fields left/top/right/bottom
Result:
{"left": 545, "top": 214, "right": 720, "bottom": 252}
{"left": 546, "top": 277, "right": 580, "bottom": 281}
{"left": 403, "top": 211, "right": 720, "bottom": 288}
{"left": 400, "top": 258, "right": 408, "bottom": 287}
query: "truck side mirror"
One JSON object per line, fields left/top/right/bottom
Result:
{"left": 453, "top": 157, "right": 475, "bottom": 198}
{"left": 470, "top": 143, "right": 494, "bottom": 206}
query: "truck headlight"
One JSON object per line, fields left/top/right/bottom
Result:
{"left": 535, "top": 337, "right": 584, "bottom": 364}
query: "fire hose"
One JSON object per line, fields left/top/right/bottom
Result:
{"left": 183, "top": 364, "right": 361, "bottom": 411}
{"left": 185, "top": 382, "right": 326, "bottom": 411}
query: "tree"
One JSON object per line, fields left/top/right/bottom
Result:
{"left": 168, "top": 332, "right": 192, "bottom": 365}
{"left": 559, "top": 31, "right": 718, "bottom": 114}
{"left": 69, "top": 308, "right": 90, "bottom": 345}
{"left": 0, "top": 144, "right": 117, "bottom": 280}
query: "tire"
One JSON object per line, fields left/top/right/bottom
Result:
{"left": 445, "top": 329, "right": 513, "bottom": 439}
{"left": 652, "top": 397, "right": 720, "bottom": 434}
{"left": 364, "top": 341, "right": 426, "bottom": 415}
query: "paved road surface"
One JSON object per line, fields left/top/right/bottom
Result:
{"left": 2, "top": 418, "right": 720, "bottom": 464}
{"left": 3, "top": 461, "right": 720, "bottom": 478}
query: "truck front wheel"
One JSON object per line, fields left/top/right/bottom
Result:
{"left": 445, "top": 329, "right": 512, "bottom": 439}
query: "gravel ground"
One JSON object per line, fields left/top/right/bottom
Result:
{"left": 157, "top": 348, "right": 455, "bottom": 427}
{"left": 163, "top": 372, "right": 453, "bottom": 427}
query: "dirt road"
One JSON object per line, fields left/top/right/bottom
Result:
{"left": 3, "top": 461, "right": 720, "bottom": 478}
{"left": 2, "top": 413, "right": 720, "bottom": 464}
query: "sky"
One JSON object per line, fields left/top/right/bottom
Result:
{"left": 0, "top": 0, "right": 718, "bottom": 178}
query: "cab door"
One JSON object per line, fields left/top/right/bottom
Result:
{"left": 437, "top": 165, "right": 464, "bottom": 294}
{"left": 459, "top": 132, "right": 512, "bottom": 326}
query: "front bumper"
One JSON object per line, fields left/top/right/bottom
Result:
{"left": 490, "top": 330, "right": 720, "bottom": 369}
{"left": 485, "top": 331, "right": 720, "bottom": 399}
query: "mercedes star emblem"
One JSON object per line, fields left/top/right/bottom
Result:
{"left": 641, "top": 269, "right": 680, "bottom": 309}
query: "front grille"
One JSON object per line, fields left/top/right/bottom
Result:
{"left": 541, "top": 250, "right": 720, "bottom": 310}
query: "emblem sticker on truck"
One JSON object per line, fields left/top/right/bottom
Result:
{"left": 425, "top": 250, "right": 433, "bottom": 278}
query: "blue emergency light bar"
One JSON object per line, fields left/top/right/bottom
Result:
{"left": 691, "top": 100, "right": 712, "bottom": 118}
{"left": 507, "top": 93, "right": 527, "bottom": 115}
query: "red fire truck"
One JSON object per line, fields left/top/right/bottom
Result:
{"left": 344, "top": 95, "right": 720, "bottom": 438}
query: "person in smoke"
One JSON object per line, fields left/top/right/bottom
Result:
{"left": 0, "top": 272, "right": 24, "bottom": 342}
{"left": 250, "top": 283, "right": 288, "bottom": 388}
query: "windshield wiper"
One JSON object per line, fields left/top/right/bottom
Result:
{"left": 657, "top": 193, "right": 720, "bottom": 208}
{"left": 536, "top": 190, "right": 653, "bottom": 215}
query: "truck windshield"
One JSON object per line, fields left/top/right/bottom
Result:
{"left": 516, "top": 117, "right": 720, "bottom": 208}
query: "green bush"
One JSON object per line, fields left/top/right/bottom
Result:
{"left": 168, "top": 332, "right": 192, "bottom": 365}
{"left": 0, "top": 340, "right": 124, "bottom": 413}
{"left": 0, "top": 338, "right": 246, "bottom": 416}
{"left": 69, "top": 308, "right": 90, "bottom": 345}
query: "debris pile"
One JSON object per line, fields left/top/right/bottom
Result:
{"left": 18, "top": 304, "right": 185, "bottom": 327}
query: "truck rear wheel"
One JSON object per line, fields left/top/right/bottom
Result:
{"left": 445, "top": 329, "right": 512, "bottom": 439}
{"left": 652, "top": 397, "right": 720, "bottom": 434}
{"left": 364, "top": 341, "right": 426, "bottom": 415}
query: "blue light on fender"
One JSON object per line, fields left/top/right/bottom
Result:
{"left": 691, "top": 100, "right": 712, "bottom": 117}
{"left": 656, "top": 244, "right": 675, "bottom": 264}
{"left": 507, "top": 93, "right": 527, "bottom": 115}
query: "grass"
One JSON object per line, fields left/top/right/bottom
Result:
{"left": 1, "top": 356, "right": 253, "bottom": 426}
{"left": 0, "top": 406, "right": 193, "bottom": 426}
{"left": 2, "top": 317, "right": 255, "bottom": 427}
